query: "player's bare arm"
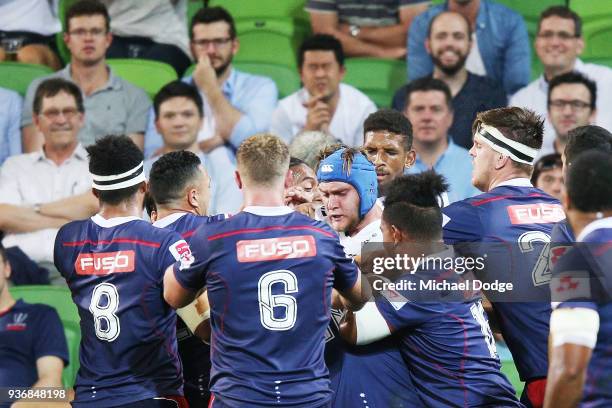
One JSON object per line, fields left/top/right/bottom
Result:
{"left": 163, "top": 263, "right": 198, "bottom": 309}
{"left": 544, "top": 343, "right": 592, "bottom": 408}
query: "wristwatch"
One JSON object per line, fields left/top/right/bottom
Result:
{"left": 349, "top": 24, "right": 360, "bottom": 38}
{"left": 32, "top": 203, "right": 42, "bottom": 213}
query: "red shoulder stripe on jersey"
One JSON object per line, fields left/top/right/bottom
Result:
{"left": 208, "top": 225, "right": 335, "bottom": 240}
{"left": 182, "top": 230, "right": 196, "bottom": 239}
{"left": 62, "top": 238, "right": 161, "bottom": 248}
{"left": 470, "top": 193, "right": 546, "bottom": 207}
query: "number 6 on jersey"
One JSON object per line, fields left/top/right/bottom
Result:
{"left": 258, "top": 270, "right": 298, "bottom": 331}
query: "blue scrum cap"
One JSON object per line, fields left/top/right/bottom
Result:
{"left": 316, "top": 148, "right": 377, "bottom": 218}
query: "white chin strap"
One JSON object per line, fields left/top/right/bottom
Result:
{"left": 91, "top": 162, "right": 146, "bottom": 190}
{"left": 476, "top": 124, "right": 538, "bottom": 165}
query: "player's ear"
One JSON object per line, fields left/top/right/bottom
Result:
{"left": 391, "top": 224, "right": 403, "bottom": 244}
{"left": 284, "top": 169, "right": 293, "bottom": 189}
{"left": 234, "top": 170, "right": 243, "bottom": 190}
{"left": 187, "top": 187, "right": 198, "bottom": 209}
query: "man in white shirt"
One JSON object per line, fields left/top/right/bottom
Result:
{"left": 0, "top": 78, "right": 97, "bottom": 272}
{"left": 271, "top": 34, "right": 376, "bottom": 146}
{"left": 510, "top": 6, "right": 612, "bottom": 156}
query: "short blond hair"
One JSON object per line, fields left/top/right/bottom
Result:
{"left": 237, "top": 133, "right": 290, "bottom": 186}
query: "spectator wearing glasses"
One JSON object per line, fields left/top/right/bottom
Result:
{"left": 510, "top": 6, "right": 612, "bottom": 156}
{"left": 0, "top": 78, "right": 97, "bottom": 277}
{"left": 20, "top": 0, "right": 151, "bottom": 153}
{"left": 547, "top": 72, "right": 596, "bottom": 154}
{"left": 144, "top": 7, "right": 277, "bottom": 213}
{"left": 531, "top": 153, "right": 563, "bottom": 201}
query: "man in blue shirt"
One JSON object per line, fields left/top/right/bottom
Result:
{"left": 407, "top": 0, "right": 530, "bottom": 96}
{"left": 0, "top": 242, "right": 69, "bottom": 408}
{"left": 0, "top": 87, "right": 21, "bottom": 166}
{"left": 392, "top": 11, "right": 506, "bottom": 149}
{"left": 144, "top": 7, "right": 278, "bottom": 213}
{"left": 403, "top": 78, "right": 479, "bottom": 202}
{"left": 545, "top": 150, "right": 612, "bottom": 408}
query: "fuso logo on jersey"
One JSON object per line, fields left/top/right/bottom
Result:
{"left": 75, "top": 251, "right": 135, "bottom": 275}
{"left": 507, "top": 203, "right": 565, "bottom": 225}
{"left": 237, "top": 235, "right": 317, "bottom": 262}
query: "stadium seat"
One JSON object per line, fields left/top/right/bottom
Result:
{"left": 56, "top": 0, "right": 78, "bottom": 63}
{"left": 342, "top": 58, "right": 406, "bottom": 108}
{"left": 8, "top": 285, "right": 81, "bottom": 387}
{"left": 8, "top": 285, "right": 79, "bottom": 326}
{"left": 235, "top": 61, "right": 301, "bottom": 98}
{"left": 234, "top": 18, "right": 310, "bottom": 68}
{"left": 208, "top": 0, "right": 309, "bottom": 26}
{"left": 61, "top": 321, "right": 81, "bottom": 387}
{"left": 106, "top": 58, "right": 178, "bottom": 98}
{"left": 568, "top": 0, "right": 612, "bottom": 62}
{"left": 184, "top": 61, "right": 301, "bottom": 99}
{"left": 0, "top": 62, "right": 54, "bottom": 96}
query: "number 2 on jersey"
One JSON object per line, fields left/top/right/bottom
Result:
{"left": 258, "top": 270, "right": 298, "bottom": 331}
{"left": 89, "top": 283, "right": 120, "bottom": 342}
{"left": 470, "top": 301, "right": 498, "bottom": 358}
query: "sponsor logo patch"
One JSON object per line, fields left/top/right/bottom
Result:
{"left": 507, "top": 203, "right": 565, "bottom": 224}
{"left": 75, "top": 251, "right": 135, "bottom": 275}
{"left": 237, "top": 235, "right": 317, "bottom": 262}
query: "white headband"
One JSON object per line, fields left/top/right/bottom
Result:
{"left": 476, "top": 124, "right": 539, "bottom": 165}
{"left": 91, "top": 162, "right": 146, "bottom": 191}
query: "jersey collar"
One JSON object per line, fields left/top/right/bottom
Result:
{"left": 243, "top": 206, "right": 293, "bottom": 216}
{"left": 91, "top": 214, "right": 142, "bottom": 228}
{"left": 152, "top": 212, "right": 188, "bottom": 228}
{"left": 576, "top": 217, "right": 612, "bottom": 242}
{"left": 495, "top": 178, "right": 533, "bottom": 188}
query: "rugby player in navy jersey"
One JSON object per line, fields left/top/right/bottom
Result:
{"left": 339, "top": 171, "right": 521, "bottom": 407}
{"left": 442, "top": 107, "right": 565, "bottom": 408}
{"left": 53, "top": 136, "right": 192, "bottom": 408}
{"left": 149, "top": 150, "right": 227, "bottom": 408}
{"left": 163, "top": 133, "right": 370, "bottom": 408}
{"left": 545, "top": 151, "right": 612, "bottom": 408}
{"left": 548, "top": 126, "right": 612, "bottom": 253}
{"left": 315, "top": 145, "right": 422, "bottom": 408}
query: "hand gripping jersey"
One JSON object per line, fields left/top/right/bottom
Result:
{"left": 443, "top": 180, "right": 565, "bottom": 382}
{"left": 551, "top": 217, "right": 612, "bottom": 407}
{"left": 153, "top": 212, "right": 227, "bottom": 407}
{"left": 54, "top": 214, "right": 191, "bottom": 407}
{"left": 171, "top": 206, "right": 359, "bottom": 407}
